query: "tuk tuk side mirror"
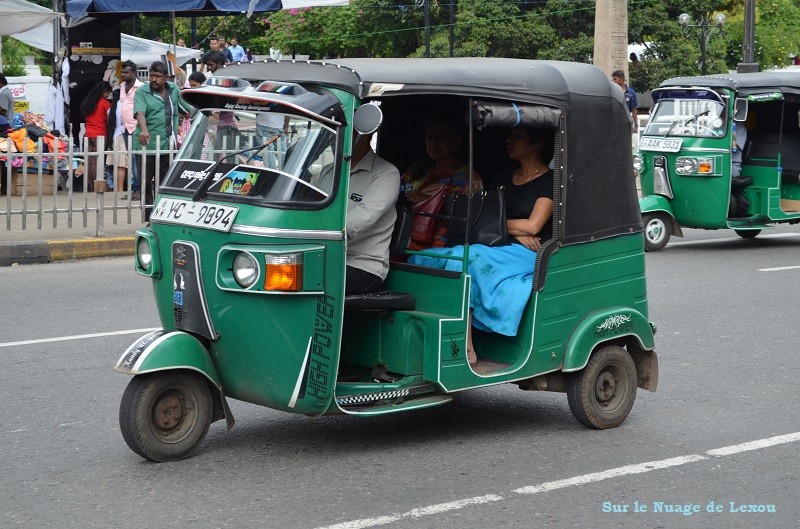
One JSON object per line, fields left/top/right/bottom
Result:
{"left": 353, "top": 102, "right": 383, "bottom": 136}
{"left": 733, "top": 98, "right": 748, "bottom": 122}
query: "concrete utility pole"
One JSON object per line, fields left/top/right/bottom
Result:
{"left": 593, "top": 0, "right": 629, "bottom": 79}
{"left": 737, "top": 0, "right": 758, "bottom": 73}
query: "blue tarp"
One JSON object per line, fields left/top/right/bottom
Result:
{"left": 66, "top": 0, "right": 282, "bottom": 18}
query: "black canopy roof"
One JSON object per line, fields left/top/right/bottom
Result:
{"left": 218, "top": 58, "right": 641, "bottom": 244}
{"left": 659, "top": 71, "right": 800, "bottom": 97}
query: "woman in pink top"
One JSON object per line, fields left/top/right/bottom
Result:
{"left": 80, "top": 81, "right": 112, "bottom": 191}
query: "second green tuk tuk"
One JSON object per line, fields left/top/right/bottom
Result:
{"left": 117, "top": 58, "right": 657, "bottom": 461}
{"left": 638, "top": 72, "right": 800, "bottom": 251}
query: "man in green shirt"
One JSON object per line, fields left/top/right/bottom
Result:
{"left": 134, "top": 61, "right": 185, "bottom": 220}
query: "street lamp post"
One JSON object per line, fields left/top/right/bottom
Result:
{"left": 678, "top": 12, "right": 726, "bottom": 75}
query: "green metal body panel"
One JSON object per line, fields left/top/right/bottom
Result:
{"left": 562, "top": 308, "right": 654, "bottom": 372}
{"left": 149, "top": 218, "right": 346, "bottom": 416}
{"left": 639, "top": 194, "right": 674, "bottom": 216}
{"left": 335, "top": 234, "right": 650, "bottom": 401}
{"left": 640, "top": 88, "right": 800, "bottom": 231}
{"left": 141, "top": 91, "right": 358, "bottom": 417}
{"left": 532, "top": 234, "right": 651, "bottom": 372}
{"left": 640, "top": 135, "right": 731, "bottom": 229}
{"left": 114, "top": 331, "right": 222, "bottom": 388}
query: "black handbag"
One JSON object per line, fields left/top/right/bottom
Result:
{"left": 444, "top": 189, "right": 508, "bottom": 247}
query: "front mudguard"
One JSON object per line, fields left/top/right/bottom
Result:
{"left": 563, "top": 308, "right": 658, "bottom": 392}
{"left": 115, "top": 330, "right": 234, "bottom": 429}
{"left": 639, "top": 195, "right": 683, "bottom": 238}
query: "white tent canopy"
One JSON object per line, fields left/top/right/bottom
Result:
{"left": 0, "top": 0, "right": 63, "bottom": 36}
{"left": 4, "top": 0, "right": 202, "bottom": 66}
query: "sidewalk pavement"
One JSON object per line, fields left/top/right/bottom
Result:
{"left": 0, "top": 192, "right": 145, "bottom": 266}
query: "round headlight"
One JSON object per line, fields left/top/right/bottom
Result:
{"left": 137, "top": 238, "right": 152, "bottom": 271}
{"left": 676, "top": 157, "right": 697, "bottom": 174}
{"left": 633, "top": 154, "right": 644, "bottom": 174}
{"left": 233, "top": 252, "right": 259, "bottom": 288}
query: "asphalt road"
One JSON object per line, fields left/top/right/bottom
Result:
{"left": 1, "top": 226, "right": 799, "bottom": 529}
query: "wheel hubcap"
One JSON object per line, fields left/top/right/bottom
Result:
{"left": 595, "top": 372, "right": 617, "bottom": 403}
{"left": 151, "top": 387, "right": 198, "bottom": 443}
{"left": 594, "top": 363, "right": 629, "bottom": 414}
{"left": 646, "top": 219, "right": 665, "bottom": 243}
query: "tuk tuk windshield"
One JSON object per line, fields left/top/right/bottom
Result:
{"left": 163, "top": 110, "right": 338, "bottom": 204}
{"left": 644, "top": 99, "right": 726, "bottom": 138}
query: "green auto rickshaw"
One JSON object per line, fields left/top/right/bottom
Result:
{"left": 116, "top": 58, "right": 658, "bottom": 462}
{"left": 638, "top": 72, "right": 800, "bottom": 251}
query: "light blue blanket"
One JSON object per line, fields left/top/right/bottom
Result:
{"left": 408, "top": 244, "right": 536, "bottom": 336}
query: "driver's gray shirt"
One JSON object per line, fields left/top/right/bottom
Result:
{"left": 318, "top": 149, "right": 399, "bottom": 280}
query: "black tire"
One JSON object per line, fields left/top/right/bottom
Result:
{"left": 567, "top": 345, "right": 638, "bottom": 429}
{"left": 119, "top": 371, "right": 213, "bottom": 462}
{"left": 642, "top": 213, "right": 671, "bottom": 252}
{"left": 735, "top": 229, "right": 761, "bottom": 239}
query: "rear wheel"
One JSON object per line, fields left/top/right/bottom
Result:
{"left": 119, "top": 371, "right": 213, "bottom": 462}
{"left": 735, "top": 229, "right": 761, "bottom": 239}
{"left": 567, "top": 346, "right": 637, "bottom": 429}
{"left": 642, "top": 213, "right": 671, "bottom": 251}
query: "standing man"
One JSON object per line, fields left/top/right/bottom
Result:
{"left": 199, "top": 38, "right": 221, "bottom": 73}
{"left": 0, "top": 73, "right": 15, "bottom": 127}
{"left": 228, "top": 37, "right": 246, "bottom": 62}
{"left": 134, "top": 61, "right": 184, "bottom": 221}
{"left": 119, "top": 61, "right": 143, "bottom": 198}
{"left": 217, "top": 37, "right": 234, "bottom": 63}
{"left": 611, "top": 70, "right": 639, "bottom": 133}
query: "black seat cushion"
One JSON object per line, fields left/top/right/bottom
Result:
{"left": 344, "top": 290, "right": 416, "bottom": 311}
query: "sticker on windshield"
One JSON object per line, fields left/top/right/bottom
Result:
{"left": 217, "top": 170, "right": 260, "bottom": 196}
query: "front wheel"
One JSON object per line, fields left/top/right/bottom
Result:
{"left": 567, "top": 345, "right": 638, "bottom": 429}
{"left": 735, "top": 229, "right": 761, "bottom": 239}
{"left": 119, "top": 371, "right": 213, "bottom": 462}
{"left": 642, "top": 213, "right": 671, "bottom": 251}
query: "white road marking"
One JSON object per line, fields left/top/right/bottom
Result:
{"left": 759, "top": 265, "right": 800, "bottom": 272}
{"left": 0, "top": 328, "right": 160, "bottom": 349}
{"left": 513, "top": 454, "right": 707, "bottom": 494}
{"left": 318, "top": 496, "right": 504, "bottom": 529}
{"left": 669, "top": 232, "right": 800, "bottom": 247}
{"left": 316, "top": 432, "right": 800, "bottom": 529}
{"left": 706, "top": 431, "right": 800, "bottom": 457}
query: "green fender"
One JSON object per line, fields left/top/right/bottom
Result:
{"left": 115, "top": 330, "right": 233, "bottom": 428}
{"left": 114, "top": 330, "right": 221, "bottom": 389}
{"left": 639, "top": 194, "right": 674, "bottom": 216}
{"left": 563, "top": 308, "right": 655, "bottom": 373}
{"left": 639, "top": 195, "right": 683, "bottom": 238}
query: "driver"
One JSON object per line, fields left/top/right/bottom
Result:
{"left": 317, "top": 132, "right": 400, "bottom": 294}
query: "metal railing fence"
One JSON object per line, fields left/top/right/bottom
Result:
{"left": 1, "top": 135, "right": 175, "bottom": 236}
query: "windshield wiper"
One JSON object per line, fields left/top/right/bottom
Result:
{"left": 665, "top": 109, "right": 711, "bottom": 138}
{"left": 191, "top": 136, "right": 280, "bottom": 202}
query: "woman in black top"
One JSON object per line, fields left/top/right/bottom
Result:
{"left": 409, "top": 126, "right": 555, "bottom": 365}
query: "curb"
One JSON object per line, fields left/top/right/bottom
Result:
{"left": 0, "top": 237, "right": 136, "bottom": 266}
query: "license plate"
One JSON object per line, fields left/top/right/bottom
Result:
{"left": 639, "top": 137, "right": 683, "bottom": 152}
{"left": 151, "top": 198, "right": 238, "bottom": 232}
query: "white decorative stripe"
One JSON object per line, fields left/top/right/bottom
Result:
{"left": 231, "top": 224, "right": 343, "bottom": 240}
{"left": 288, "top": 337, "right": 313, "bottom": 409}
{"left": 132, "top": 332, "right": 180, "bottom": 371}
